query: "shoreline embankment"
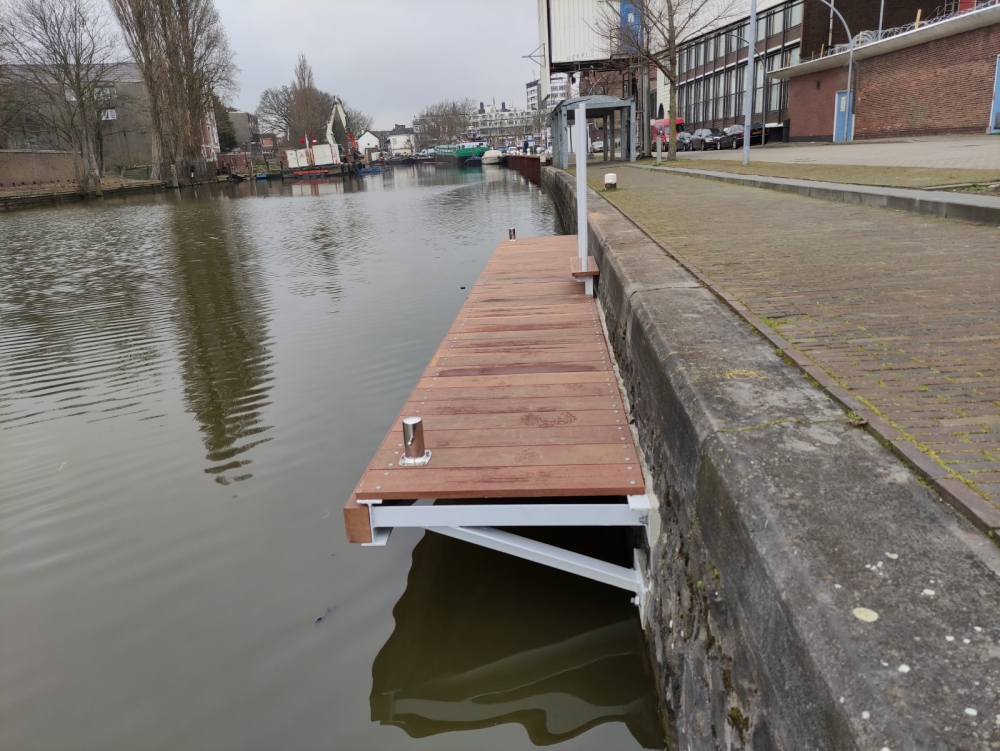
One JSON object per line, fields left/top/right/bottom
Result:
{"left": 542, "top": 166, "right": 1000, "bottom": 750}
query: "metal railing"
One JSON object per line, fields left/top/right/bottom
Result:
{"left": 824, "top": 0, "right": 999, "bottom": 58}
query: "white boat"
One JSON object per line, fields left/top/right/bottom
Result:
{"left": 481, "top": 149, "right": 502, "bottom": 165}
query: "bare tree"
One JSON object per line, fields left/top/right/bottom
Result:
{"left": 596, "top": 0, "right": 739, "bottom": 161}
{"left": 343, "top": 104, "right": 372, "bottom": 136}
{"left": 108, "top": 0, "right": 166, "bottom": 176}
{"left": 110, "top": 0, "right": 238, "bottom": 181}
{"left": 255, "top": 85, "right": 291, "bottom": 139}
{"left": 415, "top": 98, "right": 476, "bottom": 146}
{"left": 285, "top": 54, "right": 337, "bottom": 145}
{"left": 0, "top": 33, "right": 34, "bottom": 146}
{"left": 1, "top": 0, "right": 123, "bottom": 187}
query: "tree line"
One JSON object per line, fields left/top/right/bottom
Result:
{"left": 414, "top": 98, "right": 476, "bottom": 147}
{"left": 0, "top": 0, "right": 239, "bottom": 185}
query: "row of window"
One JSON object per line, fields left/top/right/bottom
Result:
{"left": 678, "top": 0, "right": 803, "bottom": 75}
{"left": 677, "top": 55, "right": 792, "bottom": 125}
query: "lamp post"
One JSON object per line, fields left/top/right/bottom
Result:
{"left": 741, "top": 0, "right": 758, "bottom": 166}
{"left": 722, "top": 25, "right": 766, "bottom": 165}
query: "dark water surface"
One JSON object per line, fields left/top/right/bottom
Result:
{"left": 0, "top": 166, "right": 664, "bottom": 750}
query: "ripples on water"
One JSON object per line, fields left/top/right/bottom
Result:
{"left": 0, "top": 166, "right": 663, "bottom": 750}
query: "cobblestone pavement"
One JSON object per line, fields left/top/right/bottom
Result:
{"left": 676, "top": 134, "right": 1000, "bottom": 171}
{"left": 591, "top": 166, "right": 1000, "bottom": 509}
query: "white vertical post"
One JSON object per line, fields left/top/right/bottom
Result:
{"left": 574, "top": 103, "right": 592, "bottom": 295}
{"left": 575, "top": 104, "right": 587, "bottom": 263}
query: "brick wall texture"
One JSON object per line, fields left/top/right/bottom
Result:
{"left": 0, "top": 150, "right": 77, "bottom": 186}
{"left": 855, "top": 24, "right": 999, "bottom": 138}
{"left": 788, "top": 67, "right": 847, "bottom": 139}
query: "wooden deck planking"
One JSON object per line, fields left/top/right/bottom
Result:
{"left": 345, "top": 235, "right": 645, "bottom": 542}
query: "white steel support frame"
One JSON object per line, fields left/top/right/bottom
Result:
{"left": 357, "top": 495, "right": 653, "bottom": 620}
{"left": 574, "top": 102, "right": 594, "bottom": 297}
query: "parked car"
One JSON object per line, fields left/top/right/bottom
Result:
{"left": 590, "top": 140, "right": 604, "bottom": 154}
{"left": 676, "top": 131, "right": 693, "bottom": 151}
{"left": 717, "top": 123, "right": 767, "bottom": 150}
{"left": 691, "top": 128, "right": 724, "bottom": 150}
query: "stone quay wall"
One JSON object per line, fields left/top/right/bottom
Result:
{"left": 542, "top": 165, "right": 1000, "bottom": 750}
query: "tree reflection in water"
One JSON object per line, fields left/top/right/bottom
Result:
{"left": 167, "top": 198, "right": 274, "bottom": 484}
{"left": 371, "top": 528, "right": 666, "bottom": 748}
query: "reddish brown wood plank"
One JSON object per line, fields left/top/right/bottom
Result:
{"left": 355, "top": 465, "right": 641, "bottom": 500}
{"left": 416, "top": 372, "right": 613, "bottom": 388}
{"left": 571, "top": 256, "right": 600, "bottom": 278}
{"left": 429, "top": 352, "right": 608, "bottom": 366}
{"left": 400, "top": 396, "right": 622, "bottom": 415}
{"left": 434, "top": 363, "right": 608, "bottom": 377}
{"left": 371, "top": 444, "right": 636, "bottom": 469}
{"left": 381, "top": 425, "right": 634, "bottom": 447}
{"left": 344, "top": 494, "right": 373, "bottom": 544}
{"left": 376, "top": 410, "right": 625, "bottom": 434}
{"left": 413, "top": 383, "right": 620, "bottom": 400}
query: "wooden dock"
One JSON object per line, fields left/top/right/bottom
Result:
{"left": 344, "top": 234, "right": 646, "bottom": 545}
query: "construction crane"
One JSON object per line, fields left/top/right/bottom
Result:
{"left": 326, "top": 97, "right": 361, "bottom": 163}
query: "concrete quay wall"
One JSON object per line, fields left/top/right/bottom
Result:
{"left": 542, "top": 166, "right": 1000, "bottom": 750}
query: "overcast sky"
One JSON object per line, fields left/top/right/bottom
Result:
{"left": 216, "top": 0, "right": 542, "bottom": 128}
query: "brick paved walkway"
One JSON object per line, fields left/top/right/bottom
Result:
{"left": 591, "top": 166, "right": 1000, "bottom": 510}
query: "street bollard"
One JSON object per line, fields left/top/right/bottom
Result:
{"left": 509, "top": 227, "right": 516, "bottom": 241}
{"left": 605, "top": 173, "right": 617, "bottom": 190}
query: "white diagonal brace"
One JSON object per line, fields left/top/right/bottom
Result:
{"left": 429, "top": 526, "right": 644, "bottom": 595}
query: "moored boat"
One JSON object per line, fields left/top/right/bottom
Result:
{"left": 481, "top": 149, "right": 502, "bottom": 165}
{"left": 434, "top": 141, "right": 489, "bottom": 166}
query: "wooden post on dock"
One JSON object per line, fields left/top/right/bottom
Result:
{"left": 574, "top": 103, "right": 593, "bottom": 296}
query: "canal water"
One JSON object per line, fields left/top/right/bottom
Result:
{"left": 0, "top": 166, "right": 665, "bottom": 750}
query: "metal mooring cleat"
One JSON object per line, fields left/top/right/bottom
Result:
{"left": 398, "top": 416, "right": 431, "bottom": 466}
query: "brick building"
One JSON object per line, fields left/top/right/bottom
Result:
{"left": 772, "top": 1, "right": 1000, "bottom": 139}
{"left": 674, "top": 0, "right": 929, "bottom": 136}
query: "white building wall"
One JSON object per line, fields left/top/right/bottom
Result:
{"left": 547, "top": 0, "right": 611, "bottom": 64}
{"left": 388, "top": 134, "right": 413, "bottom": 154}
{"left": 356, "top": 131, "right": 380, "bottom": 151}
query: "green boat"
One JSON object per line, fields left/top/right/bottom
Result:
{"left": 434, "top": 141, "right": 489, "bottom": 166}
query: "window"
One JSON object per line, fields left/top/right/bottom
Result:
{"left": 754, "top": 60, "right": 764, "bottom": 114}
{"left": 716, "top": 76, "right": 725, "bottom": 121}
{"left": 726, "top": 69, "right": 737, "bottom": 118}
{"left": 696, "top": 42, "right": 704, "bottom": 68}
{"left": 767, "top": 53, "right": 781, "bottom": 111}
{"left": 679, "top": 51, "right": 687, "bottom": 75}
{"left": 735, "top": 63, "right": 747, "bottom": 118}
{"left": 781, "top": 46, "right": 800, "bottom": 68}
{"left": 756, "top": 13, "right": 767, "bottom": 41}
{"left": 790, "top": 1, "right": 803, "bottom": 28}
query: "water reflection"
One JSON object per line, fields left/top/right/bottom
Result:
{"left": 166, "top": 198, "right": 274, "bottom": 484}
{"left": 372, "top": 531, "right": 665, "bottom": 748}
{"left": 0, "top": 205, "right": 173, "bottom": 427}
